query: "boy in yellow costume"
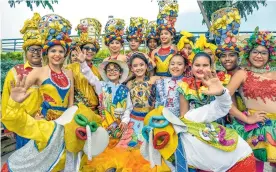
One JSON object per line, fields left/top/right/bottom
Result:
{"left": 1, "top": 76, "right": 109, "bottom": 172}
{"left": 66, "top": 18, "right": 102, "bottom": 114}
{"left": 1, "top": 13, "right": 43, "bottom": 149}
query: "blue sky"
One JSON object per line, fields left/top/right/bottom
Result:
{"left": 1, "top": 0, "right": 275, "bottom": 39}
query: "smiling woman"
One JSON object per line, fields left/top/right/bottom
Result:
{"left": 66, "top": 18, "right": 102, "bottom": 114}
{"left": 21, "top": 14, "right": 74, "bottom": 121}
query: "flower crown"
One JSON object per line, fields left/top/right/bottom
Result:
{"left": 126, "top": 17, "right": 148, "bottom": 43}
{"left": 75, "top": 18, "right": 102, "bottom": 52}
{"left": 39, "top": 14, "right": 72, "bottom": 57}
{"left": 20, "top": 13, "right": 44, "bottom": 51}
{"left": 156, "top": 0, "right": 178, "bottom": 35}
{"left": 104, "top": 18, "right": 125, "bottom": 46}
{"left": 145, "top": 21, "right": 159, "bottom": 41}
{"left": 243, "top": 27, "right": 276, "bottom": 60}
{"left": 210, "top": 8, "right": 242, "bottom": 57}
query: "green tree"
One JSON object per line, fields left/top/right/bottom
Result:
{"left": 200, "top": 0, "right": 267, "bottom": 24}
{"left": 8, "top": 0, "right": 58, "bottom": 11}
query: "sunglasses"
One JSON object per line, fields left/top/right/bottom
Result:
{"left": 82, "top": 46, "right": 97, "bottom": 52}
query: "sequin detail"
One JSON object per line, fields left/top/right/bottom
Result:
{"left": 243, "top": 71, "right": 276, "bottom": 103}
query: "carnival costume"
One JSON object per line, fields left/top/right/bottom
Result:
{"left": 230, "top": 28, "right": 276, "bottom": 162}
{"left": 128, "top": 76, "right": 156, "bottom": 143}
{"left": 1, "top": 99, "right": 109, "bottom": 172}
{"left": 35, "top": 14, "right": 73, "bottom": 120}
{"left": 126, "top": 17, "right": 148, "bottom": 61}
{"left": 210, "top": 7, "right": 243, "bottom": 70}
{"left": 155, "top": 75, "right": 183, "bottom": 117}
{"left": 1, "top": 13, "right": 43, "bottom": 149}
{"left": 154, "top": 0, "right": 178, "bottom": 77}
{"left": 66, "top": 18, "right": 102, "bottom": 114}
{"left": 210, "top": 7, "right": 246, "bottom": 113}
{"left": 140, "top": 90, "right": 255, "bottom": 172}
{"left": 79, "top": 60, "right": 158, "bottom": 171}
{"left": 178, "top": 74, "right": 231, "bottom": 126}
{"left": 104, "top": 18, "right": 125, "bottom": 47}
{"left": 176, "top": 31, "right": 195, "bottom": 63}
{"left": 146, "top": 21, "right": 159, "bottom": 57}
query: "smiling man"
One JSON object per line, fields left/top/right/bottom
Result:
{"left": 1, "top": 13, "right": 44, "bottom": 149}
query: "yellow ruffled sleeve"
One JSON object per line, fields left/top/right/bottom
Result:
{"left": 1, "top": 69, "right": 15, "bottom": 118}
{"left": 1, "top": 98, "right": 55, "bottom": 150}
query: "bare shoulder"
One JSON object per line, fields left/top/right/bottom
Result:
{"left": 232, "top": 69, "right": 246, "bottom": 79}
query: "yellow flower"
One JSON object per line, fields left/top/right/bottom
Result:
{"left": 49, "top": 21, "right": 63, "bottom": 31}
{"left": 228, "top": 10, "right": 241, "bottom": 23}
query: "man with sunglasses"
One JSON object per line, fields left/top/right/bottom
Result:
{"left": 66, "top": 18, "right": 102, "bottom": 115}
{"left": 2, "top": 13, "right": 44, "bottom": 149}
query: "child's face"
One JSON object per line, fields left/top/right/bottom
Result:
{"left": 106, "top": 63, "right": 122, "bottom": 83}
{"left": 131, "top": 57, "right": 147, "bottom": 77}
{"left": 169, "top": 55, "right": 186, "bottom": 77}
{"left": 192, "top": 56, "right": 211, "bottom": 79}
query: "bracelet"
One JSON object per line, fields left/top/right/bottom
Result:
{"left": 217, "top": 88, "right": 226, "bottom": 96}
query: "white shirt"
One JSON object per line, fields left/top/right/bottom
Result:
{"left": 182, "top": 89, "right": 252, "bottom": 172}
{"left": 80, "top": 62, "right": 133, "bottom": 124}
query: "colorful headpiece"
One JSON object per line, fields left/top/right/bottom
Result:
{"left": 39, "top": 14, "right": 72, "bottom": 57}
{"left": 156, "top": 0, "right": 178, "bottom": 36}
{"left": 76, "top": 18, "right": 102, "bottom": 52}
{"left": 176, "top": 31, "right": 194, "bottom": 51}
{"left": 145, "top": 21, "right": 159, "bottom": 42}
{"left": 126, "top": 17, "right": 148, "bottom": 43}
{"left": 210, "top": 8, "right": 242, "bottom": 57}
{"left": 243, "top": 27, "right": 276, "bottom": 60}
{"left": 20, "top": 13, "right": 43, "bottom": 51}
{"left": 104, "top": 18, "right": 125, "bottom": 46}
{"left": 194, "top": 35, "right": 217, "bottom": 54}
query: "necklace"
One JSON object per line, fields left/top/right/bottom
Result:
{"left": 48, "top": 65, "right": 70, "bottom": 89}
{"left": 158, "top": 46, "right": 171, "bottom": 55}
{"left": 194, "top": 77, "right": 210, "bottom": 105}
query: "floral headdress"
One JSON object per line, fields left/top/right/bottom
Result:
{"left": 243, "top": 27, "right": 276, "bottom": 60}
{"left": 210, "top": 8, "right": 242, "bottom": 57}
{"left": 241, "top": 27, "right": 276, "bottom": 71}
{"left": 20, "top": 13, "right": 44, "bottom": 51}
{"left": 104, "top": 18, "right": 125, "bottom": 46}
{"left": 126, "top": 17, "right": 148, "bottom": 43}
{"left": 145, "top": 21, "right": 159, "bottom": 42}
{"left": 176, "top": 31, "right": 194, "bottom": 51}
{"left": 39, "top": 14, "right": 72, "bottom": 57}
{"left": 75, "top": 18, "right": 102, "bottom": 52}
{"left": 156, "top": 0, "right": 178, "bottom": 36}
{"left": 189, "top": 35, "right": 218, "bottom": 65}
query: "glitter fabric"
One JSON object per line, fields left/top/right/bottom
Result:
{"left": 7, "top": 124, "right": 65, "bottom": 172}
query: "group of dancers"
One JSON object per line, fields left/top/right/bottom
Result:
{"left": 1, "top": 0, "right": 276, "bottom": 171}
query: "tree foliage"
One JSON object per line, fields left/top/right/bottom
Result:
{"left": 8, "top": 0, "right": 58, "bottom": 11}
{"left": 201, "top": 0, "right": 267, "bottom": 24}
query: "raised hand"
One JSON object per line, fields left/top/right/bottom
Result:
{"left": 75, "top": 46, "right": 86, "bottom": 63}
{"left": 201, "top": 70, "right": 224, "bottom": 96}
{"left": 10, "top": 75, "right": 31, "bottom": 103}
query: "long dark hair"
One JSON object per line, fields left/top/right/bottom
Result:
{"left": 129, "top": 52, "right": 149, "bottom": 67}
{"left": 192, "top": 52, "right": 212, "bottom": 66}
